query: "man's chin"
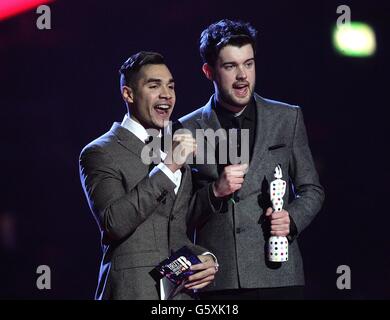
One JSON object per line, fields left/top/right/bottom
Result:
{"left": 231, "top": 96, "right": 251, "bottom": 108}
{"left": 154, "top": 118, "right": 170, "bottom": 129}
{"left": 226, "top": 90, "right": 251, "bottom": 104}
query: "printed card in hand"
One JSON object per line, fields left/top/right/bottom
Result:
{"left": 155, "top": 246, "right": 201, "bottom": 299}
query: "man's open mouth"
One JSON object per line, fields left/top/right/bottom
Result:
{"left": 154, "top": 104, "right": 171, "bottom": 116}
{"left": 233, "top": 83, "right": 249, "bottom": 97}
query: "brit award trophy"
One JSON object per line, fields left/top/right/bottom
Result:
{"left": 267, "top": 165, "right": 288, "bottom": 262}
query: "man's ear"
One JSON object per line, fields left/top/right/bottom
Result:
{"left": 202, "top": 63, "right": 214, "bottom": 81}
{"left": 121, "top": 86, "right": 134, "bottom": 103}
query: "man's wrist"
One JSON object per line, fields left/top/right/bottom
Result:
{"left": 287, "top": 214, "right": 298, "bottom": 242}
{"left": 201, "top": 252, "right": 218, "bottom": 263}
{"left": 201, "top": 252, "right": 219, "bottom": 271}
{"left": 212, "top": 181, "right": 222, "bottom": 198}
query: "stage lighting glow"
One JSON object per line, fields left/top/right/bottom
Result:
{"left": 333, "top": 22, "right": 376, "bottom": 57}
{"left": 0, "top": 0, "right": 53, "bottom": 21}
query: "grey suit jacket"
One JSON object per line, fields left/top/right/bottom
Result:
{"left": 79, "top": 122, "right": 206, "bottom": 299}
{"left": 179, "top": 94, "right": 325, "bottom": 291}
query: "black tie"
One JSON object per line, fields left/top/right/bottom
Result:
{"left": 229, "top": 116, "right": 242, "bottom": 164}
{"left": 145, "top": 136, "right": 163, "bottom": 169}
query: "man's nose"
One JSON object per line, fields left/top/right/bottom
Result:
{"left": 236, "top": 66, "right": 247, "bottom": 80}
{"left": 160, "top": 86, "right": 173, "bottom": 99}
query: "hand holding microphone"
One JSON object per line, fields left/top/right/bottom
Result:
{"left": 212, "top": 163, "right": 248, "bottom": 198}
{"left": 164, "top": 133, "right": 197, "bottom": 173}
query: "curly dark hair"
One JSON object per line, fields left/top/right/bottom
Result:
{"left": 199, "top": 19, "right": 257, "bottom": 67}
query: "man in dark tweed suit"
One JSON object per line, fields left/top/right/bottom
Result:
{"left": 178, "top": 19, "right": 325, "bottom": 299}
{"left": 79, "top": 52, "right": 217, "bottom": 300}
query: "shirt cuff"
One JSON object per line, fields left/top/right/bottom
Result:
{"left": 150, "top": 163, "right": 181, "bottom": 189}
{"left": 201, "top": 251, "right": 218, "bottom": 264}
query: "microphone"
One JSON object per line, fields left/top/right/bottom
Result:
{"left": 230, "top": 116, "right": 243, "bottom": 203}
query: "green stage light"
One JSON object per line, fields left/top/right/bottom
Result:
{"left": 333, "top": 22, "right": 376, "bottom": 57}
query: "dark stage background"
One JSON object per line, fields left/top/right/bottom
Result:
{"left": 0, "top": 0, "right": 389, "bottom": 299}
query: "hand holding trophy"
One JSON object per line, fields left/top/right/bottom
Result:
{"left": 267, "top": 165, "right": 288, "bottom": 262}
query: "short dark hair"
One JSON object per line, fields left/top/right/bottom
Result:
{"left": 199, "top": 19, "right": 257, "bottom": 66}
{"left": 119, "top": 51, "right": 165, "bottom": 88}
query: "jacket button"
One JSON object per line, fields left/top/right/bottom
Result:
{"left": 236, "top": 227, "right": 241, "bottom": 234}
{"left": 170, "top": 215, "right": 175, "bottom": 221}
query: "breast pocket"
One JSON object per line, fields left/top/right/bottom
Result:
{"left": 265, "top": 144, "right": 291, "bottom": 175}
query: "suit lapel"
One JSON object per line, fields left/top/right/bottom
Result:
{"left": 199, "top": 96, "right": 220, "bottom": 130}
{"left": 195, "top": 96, "right": 225, "bottom": 180}
{"left": 110, "top": 122, "right": 146, "bottom": 160}
{"left": 110, "top": 122, "right": 193, "bottom": 217}
{"left": 237, "top": 94, "right": 273, "bottom": 198}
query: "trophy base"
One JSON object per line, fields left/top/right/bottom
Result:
{"left": 267, "top": 236, "right": 288, "bottom": 262}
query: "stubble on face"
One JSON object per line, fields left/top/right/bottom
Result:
{"left": 213, "top": 44, "right": 256, "bottom": 113}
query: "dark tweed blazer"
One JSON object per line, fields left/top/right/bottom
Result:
{"left": 79, "top": 122, "right": 206, "bottom": 299}
{"left": 179, "top": 94, "right": 325, "bottom": 291}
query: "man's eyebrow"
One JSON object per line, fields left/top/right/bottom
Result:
{"left": 144, "top": 78, "right": 175, "bottom": 84}
{"left": 222, "top": 61, "right": 237, "bottom": 66}
{"left": 222, "top": 57, "right": 255, "bottom": 65}
{"left": 145, "top": 78, "right": 162, "bottom": 84}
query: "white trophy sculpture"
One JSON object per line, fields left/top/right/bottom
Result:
{"left": 267, "top": 165, "right": 288, "bottom": 262}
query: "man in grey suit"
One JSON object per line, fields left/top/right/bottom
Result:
{"left": 178, "top": 19, "right": 325, "bottom": 299}
{"left": 79, "top": 51, "right": 217, "bottom": 300}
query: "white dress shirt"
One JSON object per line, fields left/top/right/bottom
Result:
{"left": 121, "top": 114, "right": 182, "bottom": 194}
